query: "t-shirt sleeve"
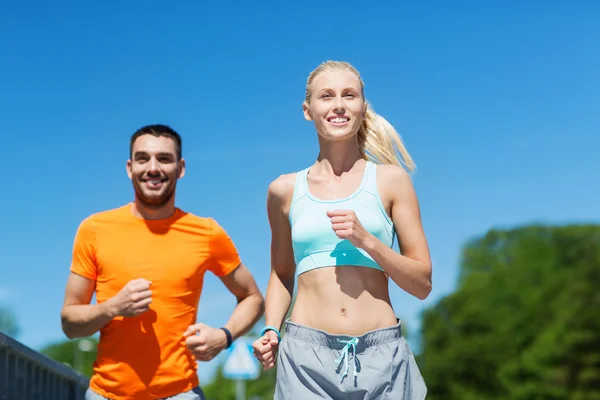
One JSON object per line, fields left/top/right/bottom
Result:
{"left": 70, "top": 217, "right": 98, "bottom": 280}
{"left": 208, "top": 219, "right": 241, "bottom": 277}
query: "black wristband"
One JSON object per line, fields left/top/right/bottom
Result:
{"left": 220, "top": 327, "right": 233, "bottom": 349}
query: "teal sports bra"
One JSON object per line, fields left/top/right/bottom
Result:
{"left": 289, "top": 161, "right": 396, "bottom": 277}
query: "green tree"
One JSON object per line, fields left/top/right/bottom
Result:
{"left": 0, "top": 305, "right": 19, "bottom": 338}
{"left": 202, "top": 365, "right": 276, "bottom": 400}
{"left": 40, "top": 337, "right": 98, "bottom": 377}
{"left": 418, "top": 224, "right": 600, "bottom": 400}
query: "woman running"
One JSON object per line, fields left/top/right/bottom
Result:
{"left": 252, "top": 60, "right": 431, "bottom": 399}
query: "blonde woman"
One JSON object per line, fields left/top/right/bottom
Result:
{"left": 252, "top": 61, "right": 431, "bottom": 399}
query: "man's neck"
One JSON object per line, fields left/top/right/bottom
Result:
{"left": 130, "top": 199, "right": 176, "bottom": 220}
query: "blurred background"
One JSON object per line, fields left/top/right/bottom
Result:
{"left": 1, "top": 1, "right": 598, "bottom": 399}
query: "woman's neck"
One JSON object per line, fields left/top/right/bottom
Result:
{"left": 315, "top": 137, "right": 364, "bottom": 176}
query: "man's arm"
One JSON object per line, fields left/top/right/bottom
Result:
{"left": 62, "top": 217, "right": 115, "bottom": 339}
{"left": 60, "top": 273, "right": 113, "bottom": 339}
{"left": 219, "top": 263, "right": 265, "bottom": 340}
{"left": 183, "top": 264, "right": 264, "bottom": 361}
{"left": 61, "top": 273, "right": 153, "bottom": 339}
{"left": 183, "top": 218, "right": 265, "bottom": 362}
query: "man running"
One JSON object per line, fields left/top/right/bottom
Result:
{"left": 61, "top": 124, "right": 264, "bottom": 400}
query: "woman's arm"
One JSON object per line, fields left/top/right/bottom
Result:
{"left": 264, "top": 175, "right": 297, "bottom": 330}
{"left": 252, "top": 175, "right": 297, "bottom": 370}
{"left": 365, "top": 165, "right": 432, "bottom": 299}
{"left": 328, "top": 165, "right": 432, "bottom": 299}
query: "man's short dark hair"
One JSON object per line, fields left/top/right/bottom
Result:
{"left": 130, "top": 124, "right": 182, "bottom": 160}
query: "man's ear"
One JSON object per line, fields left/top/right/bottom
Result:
{"left": 126, "top": 159, "right": 132, "bottom": 180}
{"left": 178, "top": 158, "right": 186, "bottom": 179}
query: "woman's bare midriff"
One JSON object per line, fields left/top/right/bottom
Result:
{"left": 290, "top": 265, "right": 399, "bottom": 336}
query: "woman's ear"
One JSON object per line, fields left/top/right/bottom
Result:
{"left": 302, "top": 102, "right": 312, "bottom": 121}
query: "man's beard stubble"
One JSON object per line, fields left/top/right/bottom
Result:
{"left": 133, "top": 180, "right": 177, "bottom": 209}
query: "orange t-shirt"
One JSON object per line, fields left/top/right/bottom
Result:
{"left": 70, "top": 204, "right": 241, "bottom": 399}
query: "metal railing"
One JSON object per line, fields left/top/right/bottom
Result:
{"left": 0, "top": 333, "right": 89, "bottom": 400}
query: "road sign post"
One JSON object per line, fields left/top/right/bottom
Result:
{"left": 236, "top": 380, "right": 245, "bottom": 400}
{"left": 222, "top": 337, "right": 260, "bottom": 400}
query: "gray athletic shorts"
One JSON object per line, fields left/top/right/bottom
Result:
{"left": 275, "top": 320, "right": 427, "bottom": 399}
{"left": 85, "top": 386, "right": 206, "bottom": 400}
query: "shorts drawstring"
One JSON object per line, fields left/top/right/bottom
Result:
{"left": 335, "top": 337, "right": 359, "bottom": 382}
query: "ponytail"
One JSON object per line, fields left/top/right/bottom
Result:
{"left": 358, "top": 102, "right": 416, "bottom": 171}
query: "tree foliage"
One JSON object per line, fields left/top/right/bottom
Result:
{"left": 202, "top": 364, "right": 276, "bottom": 400}
{"left": 40, "top": 337, "right": 98, "bottom": 377}
{"left": 418, "top": 224, "right": 600, "bottom": 400}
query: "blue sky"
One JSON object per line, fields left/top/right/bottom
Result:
{"left": 1, "top": 1, "right": 599, "bottom": 385}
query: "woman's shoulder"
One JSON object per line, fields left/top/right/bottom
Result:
{"left": 267, "top": 172, "right": 298, "bottom": 204}
{"left": 373, "top": 163, "right": 418, "bottom": 209}
{"left": 374, "top": 163, "right": 416, "bottom": 200}
{"left": 374, "top": 163, "right": 411, "bottom": 183}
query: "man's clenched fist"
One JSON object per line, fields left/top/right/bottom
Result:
{"left": 106, "top": 278, "right": 153, "bottom": 318}
{"left": 183, "top": 323, "right": 228, "bottom": 362}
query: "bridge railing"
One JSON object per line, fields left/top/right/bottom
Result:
{"left": 0, "top": 333, "right": 89, "bottom": 400}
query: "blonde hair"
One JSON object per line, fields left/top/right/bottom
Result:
{"left": 304, "top": 60, "right": 416, "bottom": 171}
